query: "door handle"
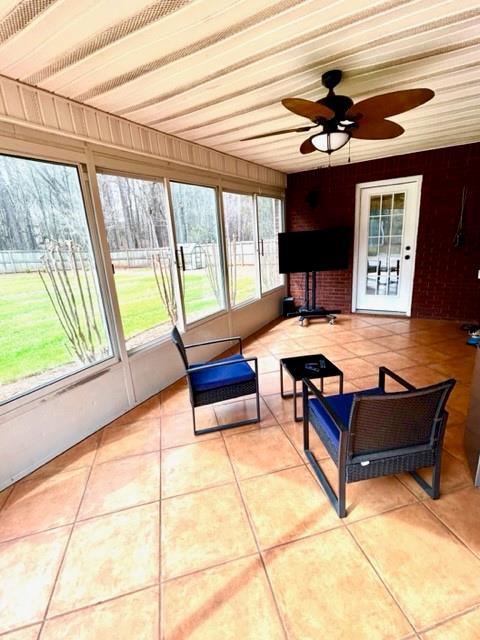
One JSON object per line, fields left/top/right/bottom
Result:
{"left": 176, "top": 246, "right": 186, "bottom": 271}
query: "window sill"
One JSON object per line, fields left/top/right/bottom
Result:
{"left": 0, "top": 355, "right": 120, "bottom": 421}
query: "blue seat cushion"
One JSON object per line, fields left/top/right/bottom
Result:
{"left": 309, "top": 387, "right": 385, "bottom": 452}
{"left": 189, "top": 354, "right": 256, "bottom": 393}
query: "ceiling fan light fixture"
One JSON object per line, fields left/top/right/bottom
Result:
{"left": 310, "top": 130, "right": 351, "bottom": 154}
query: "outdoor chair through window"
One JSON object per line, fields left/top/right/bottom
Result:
{"left": 171, "top": 326, "right": 260, "bottom": 435}
{"left": 303, "top": 367, "right": 456, "bottom": 517}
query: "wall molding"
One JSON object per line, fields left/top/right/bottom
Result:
{"left": 0, "top": 74, "right": 285, "bottom": 189}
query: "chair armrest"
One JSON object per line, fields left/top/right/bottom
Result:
{"left": 186, "top": 355, "right": 257, "bottom": 375}
{"left": 185, "top": 336, "right": 242, "bottom": 354}
{"left": 302, "top": 378, "right": 347, "bottom": 432}
{"left": 378, "top": 366, "right": 416, "bottom": 391}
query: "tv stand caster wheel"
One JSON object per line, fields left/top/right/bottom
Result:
{"left": 299, "top": 317, "right": 309, "bottom": 327}
{"left": 327, "top": 315, "right": 336, "bottom": 325}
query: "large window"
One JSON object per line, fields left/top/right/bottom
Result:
{"left": 170, "top": 182, "right": 225, "bottom": 324}
{"left": 97, "top": 173, "right": 176, "bottom": 350}
{"left": 223, "top": 192, "right": 258, "bottom": 307}
{"left": 0, "top": 155, "right": 112, "bottom": 405}
{"left": 257, "top": 195, "right": 284, "bottom": 292}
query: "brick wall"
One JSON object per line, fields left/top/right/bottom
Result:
{"left": 286, "top": 142, "right": 480, "bottom": 321}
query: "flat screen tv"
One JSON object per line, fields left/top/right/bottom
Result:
{"left": 278, "top": 227, "right": 350, "bottom": 274}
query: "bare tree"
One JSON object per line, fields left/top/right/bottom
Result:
{"left": 38, "top": 239, "right": 106, "bottom": 364}
{"left": 152, "top": 251, "right": 177, "bottom": 326}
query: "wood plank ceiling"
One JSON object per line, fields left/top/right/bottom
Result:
{"left": 0, "top": 0, "right": 478, "bottom": 173}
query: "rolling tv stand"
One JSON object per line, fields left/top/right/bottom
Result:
{"left": 287, "top": 271, "right": 341, "bottom": 327}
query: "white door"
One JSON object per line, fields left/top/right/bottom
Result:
{"left": 354, "top": 176, "right": 422, "bottom": 314}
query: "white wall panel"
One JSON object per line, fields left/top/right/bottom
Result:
{"left": 1, "top": 363, "right": 129, "bottom": 489}
{"left": 0, "top": 75, "right": 284, "bottom": 188}
{"left": 231, "top": 289, "right": 283, "bottom": 338}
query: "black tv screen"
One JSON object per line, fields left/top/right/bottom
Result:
{"left": 278, "top": 227, "right": 350, "bottom": 273}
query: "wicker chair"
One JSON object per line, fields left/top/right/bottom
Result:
{"left": 171, "top": 326, "right": 260, "bottom": 435}
{"left": 302, "top": 367, "right": 456, "bottom": 517}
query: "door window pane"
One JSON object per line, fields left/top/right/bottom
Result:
{"left": 97, "top": 173, "right": 176, "bottom": 350}
{"left": 170, "top": 182, "right": 225, "bottom": 324}
{"left": 257, "top": 196, "right": 283, "bottom": 292}
{"left": 0, "top": 155, "right": 112, "bottom": 405}
{"left": 365, "top": 192, "right": 405, "bottom": 296}
{"left": 223, "top": 192, "right": 257, "bottom": 307}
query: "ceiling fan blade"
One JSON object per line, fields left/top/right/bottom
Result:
{"left": 241, "top": 125, "right": 315, "bottom": 141}
{"left": 300, "top": 138, "right": 316, "bottom": 154}
{"left": 282, "top": 98, "right": 335, "bottom": 122}
{"left": 347, "top": 89, "right": 434, "bottom": 120}
{"left": 351, "top": 119, "right": 404, "bottom": 140}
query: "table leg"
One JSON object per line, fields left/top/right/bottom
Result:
{"left": 280, "top": 363, "right": 288, "bottom": 399}
{"left": 294, "top": 380, "right": 301, "bottom": 422}
{"left": 339, "top": 373, "right": 344, "bottom": 394}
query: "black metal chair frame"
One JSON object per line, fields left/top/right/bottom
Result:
{"left": 171, "top": 327, "right": 260, "bottom": 435}
{"left": 303, "top": 366, "right": 455, "bottom": 518}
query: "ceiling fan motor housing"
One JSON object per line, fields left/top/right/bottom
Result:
{"left": 317, "top": 70, "right": 354, "bottom": 124}
{"left": 318, "top": 94, "right": 354, "bottom": 122}
{"left": 321, "top": 69, "right": 342, "bottom": 90}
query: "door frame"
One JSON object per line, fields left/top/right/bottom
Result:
{"left": 352, "top": 175, "right": 422, "bottom": 316}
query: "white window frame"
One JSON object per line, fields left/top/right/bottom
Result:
{"left": 255, "top": 194, "right": 286, "bottom": 296}
{"left": 0, "top": 153, "right": 119, "bottom": 417}
{"left": 168, "top": 177, "right": 229, "bottom": 331}
{"left": 221, "top": 188, "right": 261, "bottom": 310}
{"left": 95, "top": 167, "right": 181, "bottom": 355}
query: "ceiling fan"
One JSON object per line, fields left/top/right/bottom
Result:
{"left": 242, "top": 70, "right": 434, "bottom": 155}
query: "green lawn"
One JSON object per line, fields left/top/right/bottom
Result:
{"left": 0, "top": 268, "right": 256, "bottom": 386}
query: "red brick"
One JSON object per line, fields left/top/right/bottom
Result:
{"left": 286, "top": 143, "right": 480, "bottom": 321}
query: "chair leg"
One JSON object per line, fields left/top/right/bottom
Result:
{"left": 337, "top": 468, "right": 347, "bottom": 518}
{"left": 255, "top": 382, "right": 261, "bottom": 423}
{"left": 409, "top": 460, "right": 442, "bottom": 500}
{"left": 431, "top": 455, "right": 442, "bottom": 499}
{"left": 192, "top": 404, "right": 198, "bottom": 436}
{"left": 303, "top": 415, "right": 310, "bottom": 450}
{"left": 305, "top": 448, "right": 347, "bottom": 518}
{"left": 192, "top": 391, "right": 261, "bottom": 436}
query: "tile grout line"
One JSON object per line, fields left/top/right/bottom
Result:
{"left": 161, "top": 456, "right": 308, "bottom": 502}
{"left": 220, "top": 428, "right": 289, "bottom": 640}
{"left": 31, "top": 583, "right": 160, "bottom": 630}
{"left": 85, "top": 445, "right": 161, "bottom": 468}
{"left": 417, "top": 601, "right": 480, "bottom": 636}
{"left": 14, "top": 446, "right": 162, "bottom": 488}
{"left": 0, "top": 485, "right": 14, "bottom": 515}
{"left": 0, "top": 496, "right": 163, "bottom": 547}
{"left": 421, "top": 494, "right": 480, "bottom": 562}
{"left": 160, "top": 550, "right": 261, "bottom": 585}
{"left": 12, "top": 432, "right": 102, "bottom": 485}
{"left": 345, "top": 523, "right": 417, "bottom": 636}
{"left": 36, "top": 432, "right": 103, "bottom": 638}
{"left": 158, "top": 412, "right": 162, "bottom": 640}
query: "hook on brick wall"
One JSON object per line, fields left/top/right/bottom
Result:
{"left": 453, "top": 186, "right": 467, "bottom": 248}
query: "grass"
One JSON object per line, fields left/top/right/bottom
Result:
{"left": 0, "top": 267, "right": 256, "bottom": 385}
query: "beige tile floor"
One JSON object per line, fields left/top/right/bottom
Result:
{"left": 0, "top": 314, "right": 479, "bottom": 639}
